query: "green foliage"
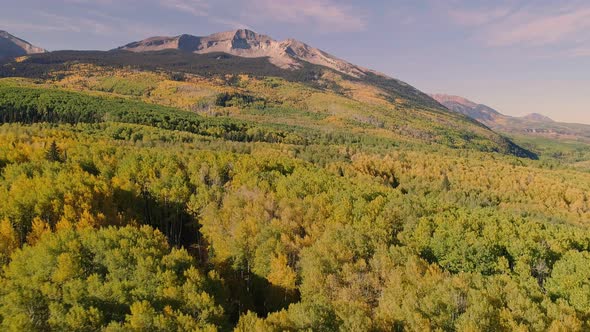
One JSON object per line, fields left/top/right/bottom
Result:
{"left": 214, "top": 92, "right": 263, "bottom": 108}
{"left": 45, "top": 140, "right": 62, "bottom": 162}
{"left": 0, "top": 84, "right": 309, "bottom": 145}
{"left": 0, "top": 52, "right": 589, "bottom": 331}
{"left": 546, "top": 251, "right": 590, "bottom": 313}
{"left": 0, "top": 51, "right": 538, "bottom": 157}
{"left": 0, "top": 226, "right": 225, "bottom": 331}
{"left": 0, "top": 121, "right": 587, "bottom": 327}
{"left": 0, "top": 50, "right": 325, "bottom": 84}
{"left": 95, "top": 75, "right": 157, "bottom": 96}
{"left": 0, "top": 121, "right": 587, "bottom": 330}
{"left": 511, "top": 134, "right": 590, "bottom": 170}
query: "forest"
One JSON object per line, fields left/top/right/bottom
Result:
{"left": 0, "top": 54, "right": 589, "bottom": 331}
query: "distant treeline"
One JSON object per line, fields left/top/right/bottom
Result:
{"left": 0, "top": 85, "right": 297, "bottom": 143}
{"left": 0, "top": 85, "right": 400, "bottom": 148}
{"left": 0, "top": 50, "right": 324, "bottom": 84}
{"left": 0, "top": 50, "right": 441, "bottom": 110}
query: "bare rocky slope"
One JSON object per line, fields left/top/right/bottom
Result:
{"left": 118, "top": 29, "right": 380, "bottom": 79}
{"left": 0, "top": 30, "right": 45, "bottom": 59}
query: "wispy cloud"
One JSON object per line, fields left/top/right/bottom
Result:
{"left": 447, "top": 7, "right": 511, "bottom": 27}
{"left": 484, "top": 7, "right": 590, "bottom": 47}
{"left": 0, "top": 21, "right": 74, "bottom": 33}
{"left": 2, "top": 11, "right": 114, "bottom": 35}
{"left": 445, "top": 2, "right": 590, "bottom": 57}
{"left": 559, "top": 46, "right": 590, "bottom": 58}
{"left": 37, "top": 12, "right": 112, "bottom": 34}
{"left": 245, "top": 0, "right": 366, "bottom": 32}
{"left": 155, "top": 0, "right": 250, "bottom": 29}
{"left": 160, "top": 0, "right": 209, "bottom": 17}
{"left": 1, "top": 6, "right": 167, "bottom": 49}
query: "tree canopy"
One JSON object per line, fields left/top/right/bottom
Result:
{"left": 0, "top": 225, "right": 225, "bottom": 331}
{"left": 0, "top": 63, "right": 588, "bottom": 331}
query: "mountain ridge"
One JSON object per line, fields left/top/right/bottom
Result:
{"left": 432, "top": 93, "right": 590, "bottom": 142}
{"left": 522, "top": 113, "right": 554, "bottom": 123}
{"left": 431, "top": 94, "right": 555, "bottom": 123}
{"left": 430, "top": 94, "right": 503, "bottom": 123}
{"left": 0, "top": 30, "right": 45, "bottom": 59}
{"left": 117, "top": 29, "right": 381, "bottom": 79}
{"left": 0, "top": 29, "right": 536, "bottom": 158}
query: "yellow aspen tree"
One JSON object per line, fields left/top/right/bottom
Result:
{"left": 267, "top": 253, "right": 297, "bottom": 291}
{"left": 76, "top": 210, "right": 104, "bottom": 230}
{"left": 55, "top": 217, "right": 74, "bottom": 232}
{"left": 0, "top": 218, "right": 19, "bottom": 265}
{"left": 26, "top": 217, "right": 51, "bottom": 246}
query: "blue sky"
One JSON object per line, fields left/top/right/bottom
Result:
{"left": 1, "top": 0, "right": 589, "bottom": 124}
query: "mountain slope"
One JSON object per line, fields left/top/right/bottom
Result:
{"left": 0, "top": 30, "right": 535, "bottom": 158}
{"left": 522, "top": 113, "right": 554, "bottom": 123}
{"left": 0, "top": 30, "right": 45, "bottom": 59}
{"left": 432, "top": 94, "right": 590, "bottom": 142}
{"left": 430, "top": 94, "right": 503, "bottom": 123}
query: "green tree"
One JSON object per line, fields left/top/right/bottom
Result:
{"left": 546, "top": 250, "right": 590, "bottom": 314}
{"left": 45, "top": 141, "right": 62, "bottom": 162}
{"left": 0, "top": 226, "right": 225, "bottom": 331}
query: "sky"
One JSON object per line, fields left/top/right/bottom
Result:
{"left": 1, "top": 0, "right": 589, "bottom": 124}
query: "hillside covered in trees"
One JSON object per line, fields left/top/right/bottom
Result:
{"left": 0, "top": 49, "right": 589, "bottom": 331}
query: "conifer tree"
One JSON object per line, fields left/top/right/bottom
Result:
{"left": 45, "top": 140, "right": 61, "bottom": 162}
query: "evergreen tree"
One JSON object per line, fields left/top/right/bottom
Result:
{"left": 45, "top": 140, "right": 61, "bottom": 162}
{"left": 441, "top": 174, "right": 451, "bottom": 191}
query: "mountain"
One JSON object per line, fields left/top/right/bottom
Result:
{"left": 0, "top": 30, "right": 536, "bottom": 158}
{"left": 432, "top": 94, "right": 590, "bottom": 142}
{"left": 429, "top": 94, "right": 502, "bottom": 123}
{"left": 0, "top": 30, "right": 45, "bottom": 59}
{"left": 522, "top": 113, "right": 554, "bottom": 123}
{"left": 6, "top": 27, "right": 590, "bottom": 332}
{"left": 118, "top": 29, "right": 378, "bottom": 79}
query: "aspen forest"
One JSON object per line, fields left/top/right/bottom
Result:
{"left": 0, "top": 46, "right": 589, "bottom": 331}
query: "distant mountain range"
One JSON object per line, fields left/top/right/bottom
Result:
{"left": 432, "top": 94, "right": 590, "bottom": 142}
{"left": 0, "top": 31, "right": 45, "bottom": 59}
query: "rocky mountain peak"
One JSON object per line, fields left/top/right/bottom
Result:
{"left": 117, "top": 29, "right": 373, "bottom": 78}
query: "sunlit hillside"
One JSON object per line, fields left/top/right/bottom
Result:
{"left": 0, "top": 29, "right": 589, "bottom": 332}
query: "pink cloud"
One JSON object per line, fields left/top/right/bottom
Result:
{"left": 446, "top": 2, "right": 590, "bottom": 55}
{"left": 485, "top": 7, "right": 590, "bottom": 47}
{"left": 447, "top": 7, "right": 511, "bottom": 26}
{"left": 562, "top": 46, "right": 590, "bottom": 58}
{"left": 160, "top": 0, "right": 209, "bottom": 17}
{"left": 247, "top": 0, "right": 366, "bottom": 32}
{"left": 154, "top": 0, "right": 363, "bottom": 32}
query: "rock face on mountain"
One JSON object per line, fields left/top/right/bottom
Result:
{"left": 0, "top": 31, "right": 45, "bottom": 59}
{"left": 117, "top": 29, "right": 373, "bottom": 78}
